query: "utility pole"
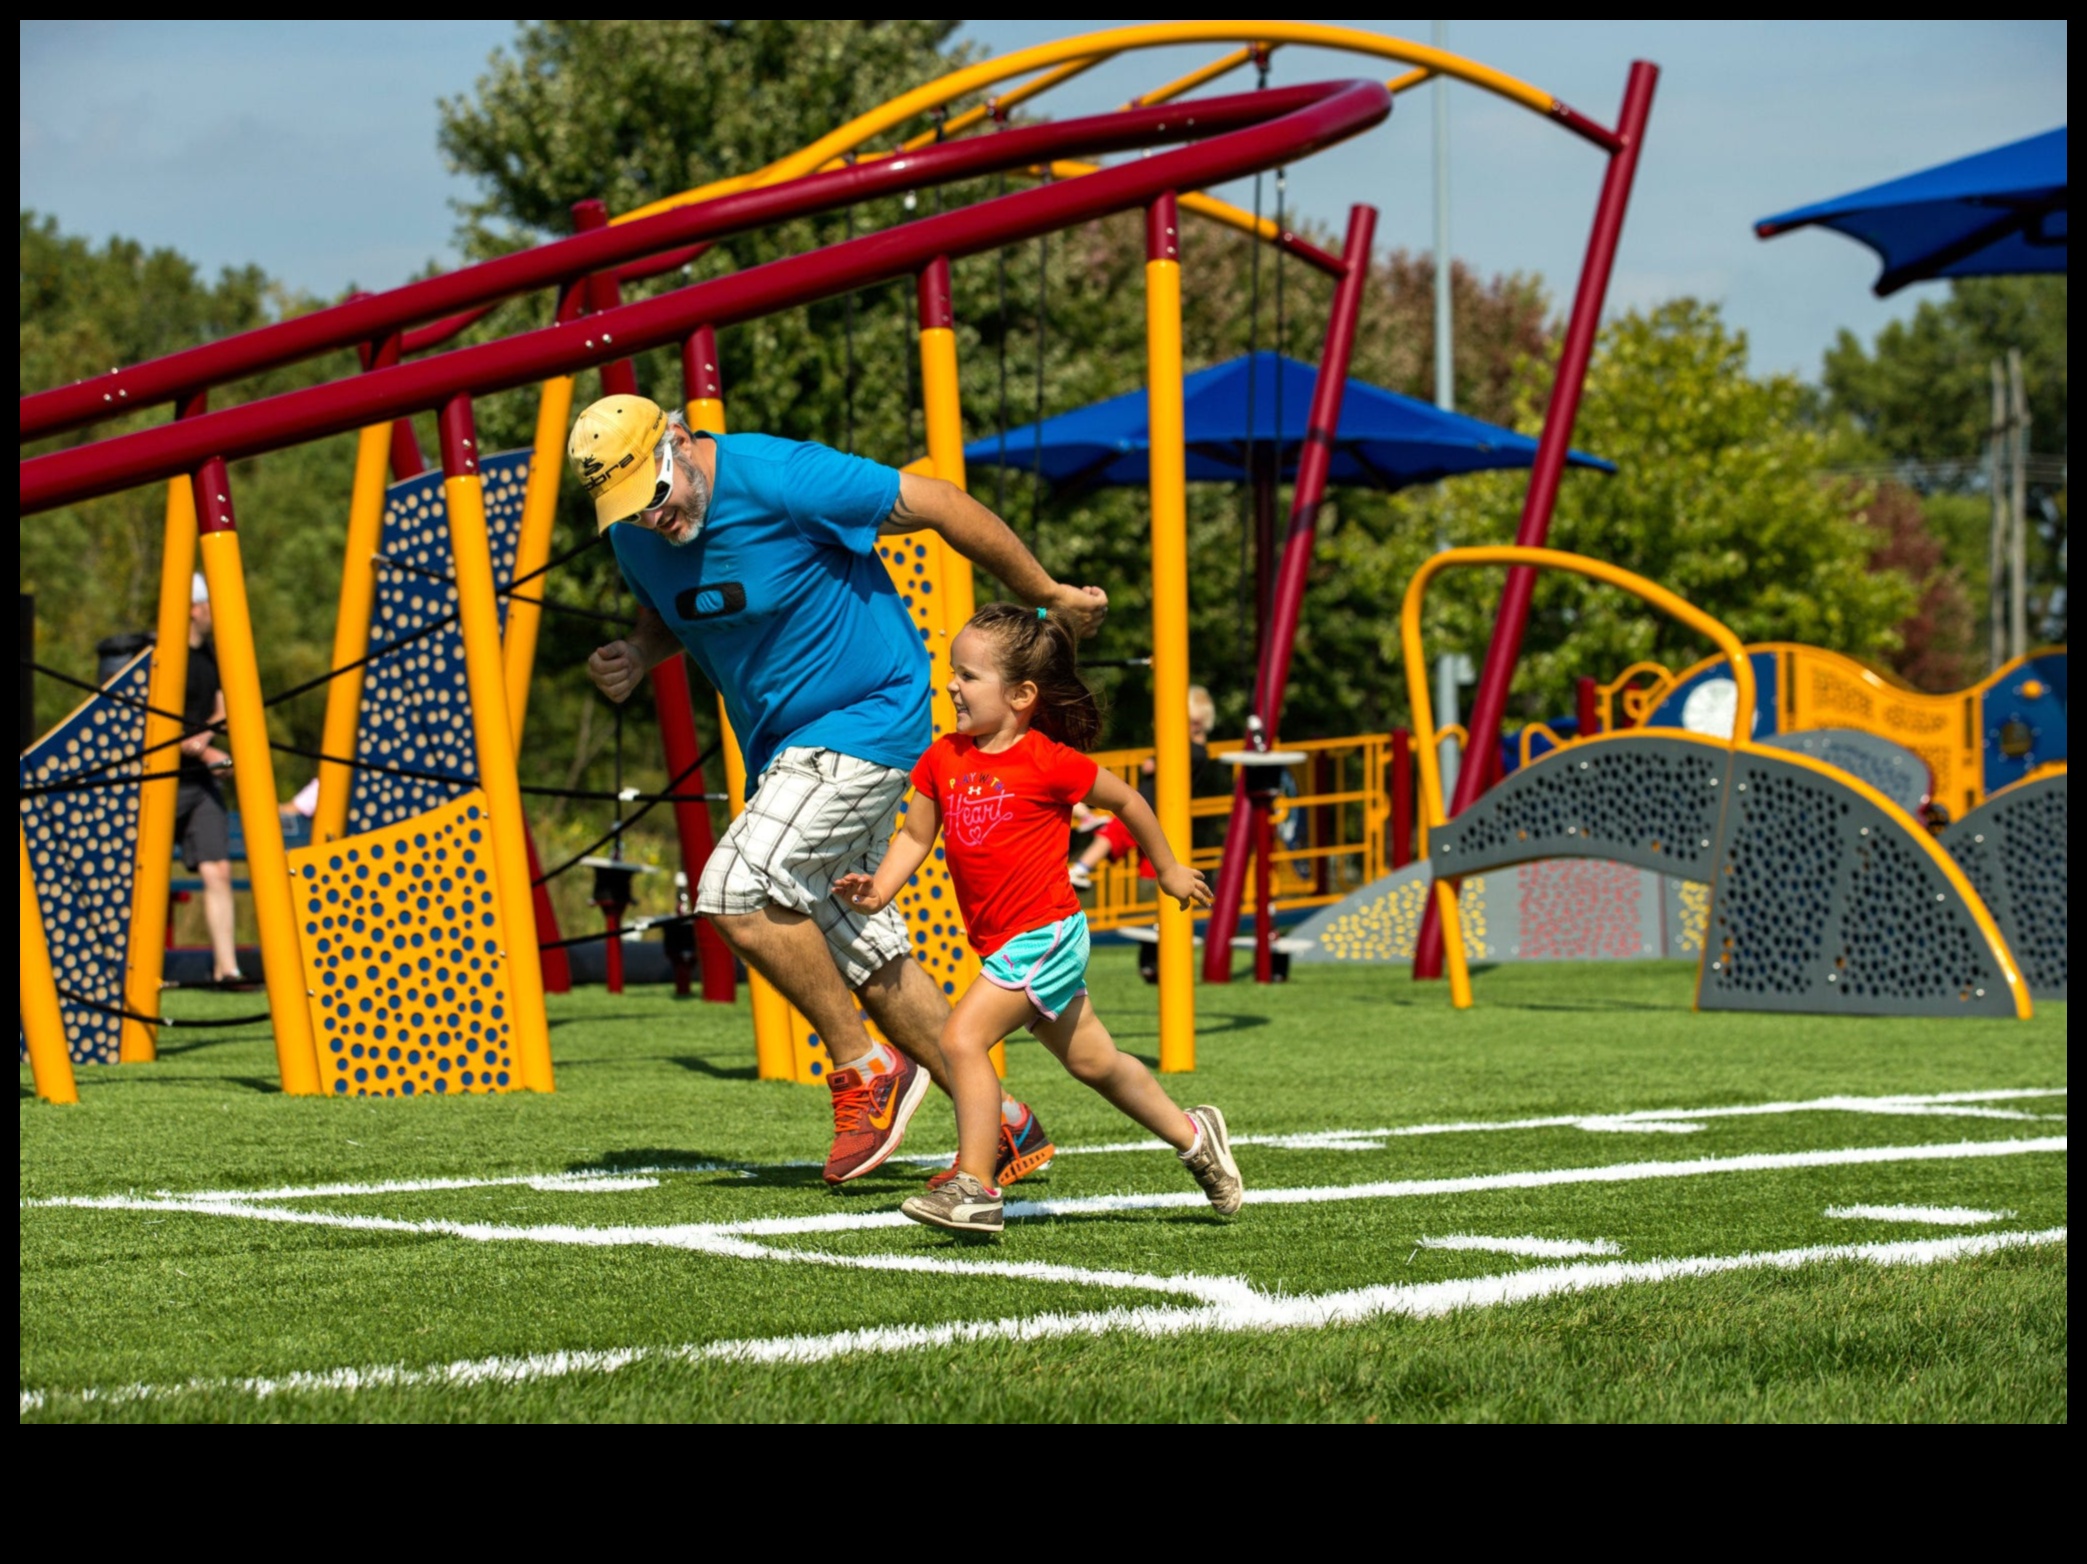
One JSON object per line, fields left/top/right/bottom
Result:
{"left": 1988, "top": 360, "right": 2007, "bottom": 671}
{"left": 2008, "top": 347, "right": 2030, "bottom": 659}
{"left": 1432, "top": 18, "right": 1453, "bottom": 414}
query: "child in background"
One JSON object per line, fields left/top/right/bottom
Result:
{"left": 837, "top": 603, "right": 1241, "bottom": 1236}
{"left": 1069, "top": 683, "right": 1216, "bottom": 889}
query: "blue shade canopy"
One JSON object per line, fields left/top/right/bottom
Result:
{"left": 1755, "top": 127, "right": 2066, "bottom": 297}
{"left": 963, "top": 351, "right": 1614, "bottom": 494}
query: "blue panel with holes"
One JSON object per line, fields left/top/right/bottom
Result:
{"left": 20, "top": 651, "right": 153, "bottom": 1064}
{"left": 347, "top": 451, "right": 530, "bottom": 834}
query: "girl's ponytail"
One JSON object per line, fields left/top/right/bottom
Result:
{"left": 966, "top": 601, "right": 1105, "bottom": 750}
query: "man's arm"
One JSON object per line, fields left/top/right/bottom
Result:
{"left": 886, "top": 472, "right": 1108, "bottom": 638}
{"left": 587, "top": 604, "right": 682, "bottom": 704}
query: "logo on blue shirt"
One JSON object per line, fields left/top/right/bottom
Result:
{"left": 675, "top": 582, "right": 747, "bottom": 621}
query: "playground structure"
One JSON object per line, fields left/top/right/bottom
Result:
{"left": 23, "top": 24, "right": 1688, "bottom": 1104}
{"left": 1284, "top": 544, "right": 2057, "bottom": 1019}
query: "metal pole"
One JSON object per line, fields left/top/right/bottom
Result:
{"left": 1989, "top": 360, "right": 2007, "bottom": 671}
{"left": 1432, "top": 18, "right": 1454, "bottom": 413}
{"left": 1389, "top": 727, "right": 1414, "bottom": 871}
{"left": 1436, "top": 652, "right": 1464, "bottom": 803}
{"left": 1415, "top": 60, "right": 1659, "bottom": 981}
{"left": 121, "top": 404, "right": 204, "bottom": 1063}
{"left": 21, "top": 822, "right": 80, "bottom": 1103}
{"left": 1202, "top": 203, "right": 1380, "bottom": 982}
{"left": 435, "top": 395, "right": 552, "bottom": 1091}
{"left": 192, "top": 458, "right": 323, "bottom": 1094}
{"left": 1146, "top": 192, "right": 1198, "bottom": 1069}
{"left": 2008, "top": 347, "right": 2030, "bottom": 659}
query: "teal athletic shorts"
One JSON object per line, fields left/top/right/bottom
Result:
{"left": 979, "top": 912, "right": 1091, "bottom": 1021}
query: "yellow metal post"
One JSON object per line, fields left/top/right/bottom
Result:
{"left": 192, "top": 460, "right": 322, "bottom": 1094}
{"left": 21, "top": 822, "right": 79, "bottom": 1103}
{"left": 438, "top": 396, "right": 553, "bottom": 1092}
{"left": 503, "top": 374, "right": 576, "bottom": 754}
{"left": 313, "top": 421, "right": 393, "bottom": 843}
{"left": 120, "top": 471, "right": 200, "bottom": 1061}
{"left": 679, "top": 359, "right": 795, "bottom": 1081}
{"left": 1144, "top": 195, "right": 1197, "bottom": 1072}
{"left": 916, "top": 256, "right": 998, "bottom": 1076}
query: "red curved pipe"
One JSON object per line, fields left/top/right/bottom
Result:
{"left": 20, "top": 82, "right": 1353, "bottom": 445}
{"left": 20, "top": 80, "right": 1388, "bottom": 514}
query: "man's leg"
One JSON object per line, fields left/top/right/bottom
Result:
{"left": 854, "top": 951, "right": 954, "bottom": 1092}
{"left": 198, "top": 859, "right": 239, "bottom": 981}
{"left": 707, "top": 903, "right": 881, "bottom": 1065}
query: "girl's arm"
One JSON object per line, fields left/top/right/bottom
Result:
{"left": 834, "top": 791, "right": 941, "bottom": 912}
{"left": 1084, "top": 770, "right": 1213, "bottom": 910}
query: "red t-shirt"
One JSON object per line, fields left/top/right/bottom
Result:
{"left": 911, "top": 730, "right": 1100, "bottom": 956}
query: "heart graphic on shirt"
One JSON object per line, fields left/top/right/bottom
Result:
{"left": 946, "top": 772, "right": 1012, "bottom": 847}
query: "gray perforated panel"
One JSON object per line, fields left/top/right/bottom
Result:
{"left": 1760, "top": 727, "right": 1933, "bottom": 816}
{"left": 1699, "top": 748, "right": 2018, "bottom": 1017}
{"left": 1428, "top": 733, "right": 1727, "bottom": 881}
{"left": 1941, "top": 773, "right": 2067, "bottom": 999}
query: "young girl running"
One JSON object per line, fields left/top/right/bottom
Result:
{"left": 836, "top": 602, "right": 1243, "bottom": 1236}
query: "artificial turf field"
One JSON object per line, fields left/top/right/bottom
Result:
{"left": 20, "top": 953, "right": 2067, "bottom": 1423}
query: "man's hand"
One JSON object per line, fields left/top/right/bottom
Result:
{"left": 1157, "top": 864, "right": 1213, "bottom": 912}
{"left": 588, "top": 639, "right": 649, "bottom": 703}
{"left": 1049, "top": 582, "right": 1109, "bottom": 640}
{"left": 832, "top": 872, "right": 887, "bottom": 912}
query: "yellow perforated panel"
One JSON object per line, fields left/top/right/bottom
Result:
{"left": 287, "top": 789, "right": 521, "bottom": 1097}
{"left": 1315, "top": 874, "right": 1489, "bottom": 962}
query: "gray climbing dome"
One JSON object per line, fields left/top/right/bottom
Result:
{"left": 1425, "top": 732, "right": 2027, "bottom": 1018}
{"left": 1940, "top": 770, "right": 2067, "bottom": 1000}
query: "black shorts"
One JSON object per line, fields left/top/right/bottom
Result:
{"left": 175, "top": 777, "right": 232, "bottom": 871}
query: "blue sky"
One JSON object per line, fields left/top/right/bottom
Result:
{"left": 19, "top": 19, "right": 2067, "bottom": 381}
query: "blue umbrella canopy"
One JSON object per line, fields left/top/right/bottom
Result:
{"left": 963, "top": 351, "right": 1614, "bottom": 495}
{"left": 1755, "top": 127, "right": 2067, "bottom": 297}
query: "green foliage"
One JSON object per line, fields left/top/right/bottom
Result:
{"left": 19, "top": 213, "right": 359, "bottom": 773}
{"left": 1318, "top": 299, "right": 1917, "bottom": 725}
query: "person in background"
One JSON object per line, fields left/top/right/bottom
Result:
{"left": 174, "top": 573, "right": 241, "bottom": 983}
{"left": 1068, "top": 683, "right": 1217, "bottom": 889}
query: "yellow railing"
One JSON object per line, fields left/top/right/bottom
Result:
{"left": 1079, "top": 733, "right": 1394, "bottom": 932}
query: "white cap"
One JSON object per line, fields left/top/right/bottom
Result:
{"left": 191, "top": 572, "right": 209, "bottom": 605}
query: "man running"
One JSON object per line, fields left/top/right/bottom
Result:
{"left": 571, "top": 395, "right": 1105, "bottom": 1186}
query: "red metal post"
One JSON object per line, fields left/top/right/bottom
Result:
{"left": 1203, "top": 202, "right": 1378, "bottom": 982}
{"left": 1415, "top": 60, "right": 1658, "bottom": 981}
{"left": 1389, "top": 726, "right": 1414, "bottom": 871}
{"left": 23, "top": 82, "right": 1392, "bottom": 514}
{"left": 21, "top": 83, "right": 1359, "bottom": 448}
{"left": 602, "top": 908, "right": 625, "bottom": 994}
{"left": 1576, "top": 675, "right": 1601, "bottom": 742}
{"left": 680, "top": 326, "right": 737, "bottom": 1003}
{"left": 1253, "top": 795, "right": 1275, "bottom": 984}
{"left": 526, "top": 830, "right": 571, "bottom": 993}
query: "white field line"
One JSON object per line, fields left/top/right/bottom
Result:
{"left": 21, "top": 1226, "right": 2065, "bottom": 1415}
{"left": 20, "top": 1087, "right": 2065, "bottom": 1210}
{"left": 719, "top": 1135, "right": 2069, "bottom": 1237}
{"left": 1420, "top": 1234, "right": 1622, "bottom": 1258}
{"left": 28, "top": 1136, "right": 2066, "bottom": 1249}
{"left": 1825, "top": 1204, "right": 2015, "bottom": 1225}
{"left": 22, "top": 1192, "right": 1255, "bottom": 1306}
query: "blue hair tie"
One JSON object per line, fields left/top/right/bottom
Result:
{"left": 1036, "top": 606, "right": 1048, "bottom": 620}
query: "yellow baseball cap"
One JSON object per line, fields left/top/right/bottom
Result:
{"left": 568, "top": 394, "right": 671, "bottom": 531}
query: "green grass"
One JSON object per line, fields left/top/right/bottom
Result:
{"left": 20, "top": 954, "right": 2067, "bottom": 1423}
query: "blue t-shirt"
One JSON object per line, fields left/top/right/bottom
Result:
{"left": 612, "top": 432, "right": 928, "bottom": 786}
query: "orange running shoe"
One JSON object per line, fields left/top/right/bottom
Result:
{"left": 926, "top": 1103, "right": 1055, "bottom": 1191}
{"left": 822, "top": 1051, "right": 930, "bottom": 1185}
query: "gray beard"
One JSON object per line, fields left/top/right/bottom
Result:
{"left": 665, "top": 446, "right": 711, "bottom": 547}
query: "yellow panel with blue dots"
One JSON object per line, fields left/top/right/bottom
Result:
{"left": 770, "top": 531, "right": 987, "bottom": 1085}
{"left": 287, "top": 789, "right": 521, "bottom": 1096}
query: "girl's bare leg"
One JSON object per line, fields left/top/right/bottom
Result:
{"left": 1033, "top": 994, "right": 1194, "bottom": 1151}
{"left": 944, "top": 981, "right": 1038, "bottom": 1186}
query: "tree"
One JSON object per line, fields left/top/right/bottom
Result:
{"left": 1821, "top": 277, "right": 2067, "bottom": 649}
{"left": 1313, "top": 299, "right": 1918, "bottom": 730}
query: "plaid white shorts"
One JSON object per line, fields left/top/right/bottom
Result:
{"left": 696, "top": 747, "right": 913, "bottom": 988}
